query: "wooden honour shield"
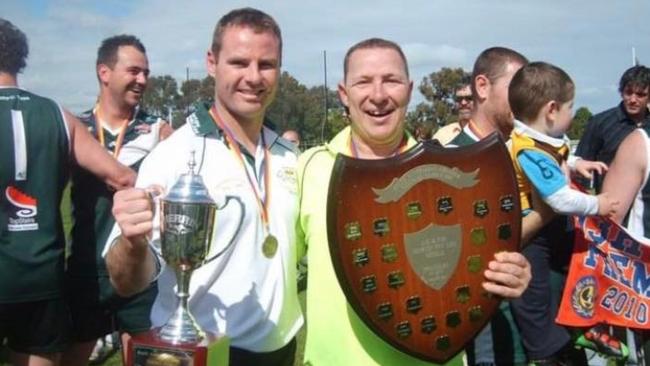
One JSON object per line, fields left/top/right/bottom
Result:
{"left": 327, "top": 133, "right": 521, "bottom": 363}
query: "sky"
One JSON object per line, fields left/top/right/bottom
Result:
{"left": 4, "top": 0, "right": 649, "bottom": 114}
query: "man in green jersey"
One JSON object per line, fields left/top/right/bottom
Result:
{"left": 0, "top": 18, "right": 134, "bottom": 366}
{"left": 62, "top": 34, "right": 172, "bottom": 366}
{"left": 449, "top": 48, "right": 584, "bottom": 365}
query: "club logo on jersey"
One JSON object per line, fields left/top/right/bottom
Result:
{"left": 134, "top": 123, "right": 152, "bottom": 135}
{"left": 571, "top": 275, "right": 596, "bottom": 319}
{"left": 187, "top": 114, "right": 200, "bottom": 132}
{"left": 276, "top": 166, "right": 297, "bottom": 194}
{"left": 5, "top": 186, "right": 39, "bottom": 231}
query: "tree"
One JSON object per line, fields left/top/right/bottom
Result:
{"left": 141, "top": 75, "right": 179, "bottom": 117}
{"left": 302, "top": 85, "right": 344, "bottom": 143}
{"left": 140, "top": 71, "right": 346, "bottom": 141}
{"left": 567, "top": 106, "right": 592, "bottom": 139}
{"left": 179, "top": 78, "right": 202, "bottom": 113}
{"left": 267, "top": 71, "right": 309, "bottom": 133}
{"left": 199, "top": 76, "right": 215, "bottom": 103}
{"left": 406, "top": 102, "right": 436, "bottom": 138}
{"left": 417, "top": 67, "right": 470, "bottom": 128}
{"left": 267, "top": 71, "right": 344, "bottom": 146}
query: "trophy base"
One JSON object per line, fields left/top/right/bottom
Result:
{"left": 125, "top": 327, "right": 229, "bottom": 366}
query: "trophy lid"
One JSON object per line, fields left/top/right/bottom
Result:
{"left": 164, "top": 151, "right": 215, "bottom": 205}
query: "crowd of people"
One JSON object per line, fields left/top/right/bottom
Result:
{"left": 1, "top": 6, "right": 650, "bottom": 366}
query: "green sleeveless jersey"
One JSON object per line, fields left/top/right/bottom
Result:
{"left": 448, "top": 129, "right": 477, "bottom": 147}
{"left": 0, "top": 87, "right": 70, "bottom": 303}
{"left": 67, "top": 107, "right": 163, "bottom": 277}
{"left": 447, "top": 127, "right": 527, "bottom": 365}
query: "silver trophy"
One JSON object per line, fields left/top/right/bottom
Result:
{"left": 156, "top": 153, "right": 241, "bottom": 344}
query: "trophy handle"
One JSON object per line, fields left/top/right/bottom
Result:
{"left": 204, "top": 195, "right": 244, "bottom": 263}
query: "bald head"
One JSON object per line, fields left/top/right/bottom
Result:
{"left": 282, "top": 129, "right": 300, "bottom": 148}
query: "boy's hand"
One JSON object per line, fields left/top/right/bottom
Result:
{"left": 575, "top": 159, "right": 608, "bottom": 180}
{"left": 597, "top": 192, "right": 620, "bottom": 217}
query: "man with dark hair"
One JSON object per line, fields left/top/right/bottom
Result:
{"left": 211, "top": 7, "right": 283, "bottom": 62}
{"left": 447, "top": 47, "right": 568, "bottom": 366}
{"left": 449, "top": 48, "right": 550, "bottom": 243}
{"left": 104, "top": 8, "right": 302, "bottom": 366}
{"left": 0, "top": 18, "right": 134, "bottom": 366}
{"left": 61, "top": 34, "right": 172, "bottom": 366}
{"left": 576, "top": 65, "right": 650, "bottom": 192}
{"left": 433, "top": 75, "right": 473, "bottom": 145}
{"left": 451, "top": 47, "right": 529, "bottom": 146}
{"left": 96, "top": 35, "right": 146, "bottom": 71}
{"left": 297, "top": 38, "right": 532, "bottom": 365}
{"left": 591, "top": 65, "right": 650, "bottom": 366}
{"left": 0, "top": 20, "right": 28, "bottom": 75}
{"left": 600, "top": 101, "right": 650, "bottom": 366}
{"left": 603, "top": 110, "right": 650, "bottom": 246}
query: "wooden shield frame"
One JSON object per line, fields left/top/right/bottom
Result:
{"left": 327, "top": 133, "right": 521, "bottom": 363}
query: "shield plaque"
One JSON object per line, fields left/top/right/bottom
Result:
{"left": 327, "top": 133, "right": 521, "bottom": 363}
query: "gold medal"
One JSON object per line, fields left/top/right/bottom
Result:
{"left": 262, "top": 234, "right": 278, "bottom": 258}
{"left": 209, "top": 106, "right": 278, "bottom": 260}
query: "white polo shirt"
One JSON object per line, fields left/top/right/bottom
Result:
{"left": 105, "top": 102, "right": 302, "bottom": 352}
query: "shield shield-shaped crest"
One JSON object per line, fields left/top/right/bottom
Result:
{"left": 327, "top": 133, "right": 521, "bottom": 363}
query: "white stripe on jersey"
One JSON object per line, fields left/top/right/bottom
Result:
{"left": 116, "top": 118, "right": 162, "bottom": 166}
{"left": 627, "top": 129, "right": 650, "bottom": 239}
{"left": 11, "top": 109, "right": 27, "bottom": 181}
{"left": 57, "top": 103, "right": 71, "bottom": 154}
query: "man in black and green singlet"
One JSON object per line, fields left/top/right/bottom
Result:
{"left": 62, "top": 35, "right": 172, "bottom": 366}
{"left": 446, "top": 48, "right": 530, "bottom": 366}
{"left": 0, "top": 19, "right": 134, "bottom": 366}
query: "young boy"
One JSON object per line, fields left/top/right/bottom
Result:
{"left": 506, "top": 61, "right": 625, "bottom": 363}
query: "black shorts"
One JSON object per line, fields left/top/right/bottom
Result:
{"left": 230, "top": 338, "right": 297, "bottom": 366}
{"left": 0, "top": 298, "right": 71, "bottom": 354}
{"left": 66, "top": 275, "right": 157, "bottom": 342}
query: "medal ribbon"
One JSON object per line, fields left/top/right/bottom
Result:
{"left": 349, "top": 133, "right": 408, "bottom": 158}
{"left": 94, "top": 104, "right": 129, "bottom": 157}
{"left": 208, "top": 105, "right": 272, "bottom": 237}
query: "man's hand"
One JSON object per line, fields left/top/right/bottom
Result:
{"left": 106, "top": 165, "right": 136, "bottom": 191}
{"left": 574, "top": 159, "right": 608, "bottom": 180}
{"left": 107, "top": 186, "right": 160, "bottom": 297}
{"left": 482, "top": 251, "right": 531, "bottom": 298}
{"left": 112, "top": 187, "right": 156, "bottom": 245}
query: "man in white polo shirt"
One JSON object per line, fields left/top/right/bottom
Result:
{"left": 104, "top": 8, "right": 302, "bottom": 366}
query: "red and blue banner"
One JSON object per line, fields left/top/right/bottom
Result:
{"left": 557, "top": 216, "right": 650, "bottom": 329}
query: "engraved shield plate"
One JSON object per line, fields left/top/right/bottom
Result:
{"left": 327, "top": 133, "right": 521, "bottom": 363}
{"left": 404, "top": 224, "right": 461, "bottom": 290}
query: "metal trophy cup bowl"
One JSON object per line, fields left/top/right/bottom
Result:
{"left": 157, "top": 160, "right": 216, "bottom": 344}
{"left": 126, "top": 155, "right": 233, "bottom": 366}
